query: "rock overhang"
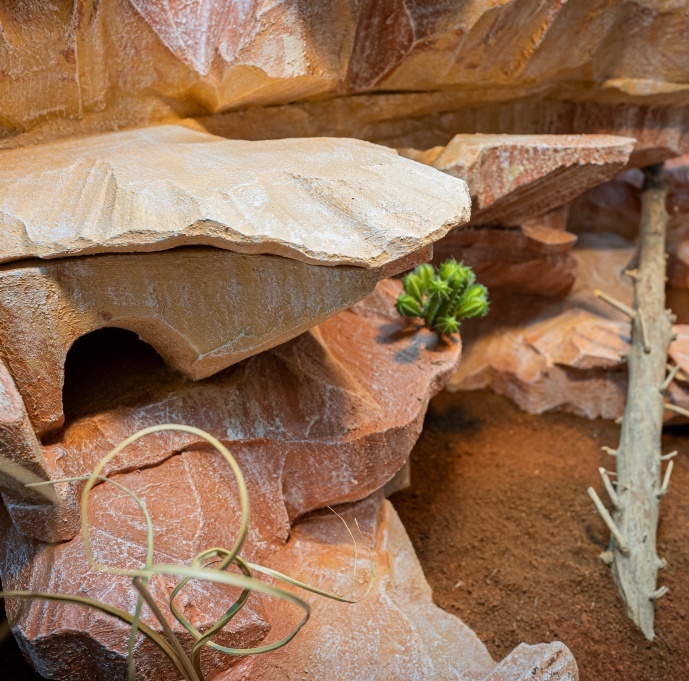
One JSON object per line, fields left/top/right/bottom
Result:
{"left": 0, "top": 124, "right": 471, "bottom": 270}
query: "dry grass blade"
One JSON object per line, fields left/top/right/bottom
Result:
{"left": 1, "top": 424, "right": 375, "bottom": 680}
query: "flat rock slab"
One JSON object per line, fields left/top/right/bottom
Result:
{"left": 0, "top": 247, "right": 383, "bottom": 437}
{"left": 0, "top": 280, "right": 461, "bottom": 542}
{"left": 399, "top": 134, "right": 634, "bottom": 226}
{"left": 0, "top": 125, "right": 470, "bottom": 269}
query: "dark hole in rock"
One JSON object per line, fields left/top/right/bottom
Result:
{"left": 59, "top": 328, "right": 186, "bottom": 429}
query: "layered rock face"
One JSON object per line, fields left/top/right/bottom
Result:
{"left": 406, "top": 133, "right": 635, "bottom": 301}
{"left": 399, "top": 134, "right": 635, "bottom": 226}
{"left": 0, "top": 125, "right": 471, "bottom": 540}
{"left": 0, "top": 126, "right": 469, "bottom": 268}
{"left": 227, "top": 495, "right": 578, "bottom": 681}
{"left": 447, "top": 232, "right": 689, "bottom": 420}
{"left": 2, "top": 1, "right": 689, "bottom": 162}
{"left": 0, "top": 281, "right": 578, "bottom": 680}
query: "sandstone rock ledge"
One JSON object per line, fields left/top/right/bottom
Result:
{"left": 0, "top": 125, "right": 470, "bottom": 269}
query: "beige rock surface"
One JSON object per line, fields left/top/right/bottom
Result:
{"left": 2, "top": 1, "right": 689, "bottom": 162}
{"left": 0, "top": 247, "right": 382, "bottom": 437}
{"left": 1, "top": 280, "right": 461, "bottom": 542}
{"left": 399, "top": 134, "right": 634, "bottom": 226}
{"left": 0, "top": 125, "right": 470, "bottom": 269}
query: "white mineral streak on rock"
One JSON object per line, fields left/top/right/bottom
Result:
{"left": 0, "top": 125, "right": 471, "bottom": 268}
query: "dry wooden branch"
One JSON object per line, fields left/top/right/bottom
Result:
{"left": 607, "top": 163, "right": 673, "bottom": 640}
{"left": 658, "top": 460, "right": 674, "bottom": 497}
{"left": 659, "top": 364, "right": 681, "bottom": 392}
{"left": 664, "top": 402, "right": 689, "bottom": 418}
{"left": 594, "top": 289, "right": 636, "bottom": 319}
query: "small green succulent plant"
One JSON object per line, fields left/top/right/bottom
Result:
{"left": 396, "top": 259, "right": 489, "bottom": 336}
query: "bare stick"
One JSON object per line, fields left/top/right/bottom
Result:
{"left": 587, "top": 487, "right": 629, "bottom": 555}
{"left": 637, "top": 309, "right": 651, "bottom": 353}
{"left": 660, "top": 364, "right": 681, "bottom": 392}
{"left": 660, "top": 451, "right": 677, "bottom": 462}
{"left": 599, "top": 468, "right": 619, "bottom": 508}
{"left": 594, "top": 289, "right": 636, "bottom": 319}
{"left": 607, "top": 163, "right": 673, "bottom": 640}
{"left": 664, "top": 402, "right": 689, "bottom": 418}
{"left": 602, "top": 446, "right": 617, "bottom": 456}
{"left": 649, "top": 586, "right": 669, "bottom": 601}
{"left": 658, "top": 460, "right": 674, "bottom": 497}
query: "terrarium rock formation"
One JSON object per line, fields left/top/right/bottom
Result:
{"left": 3, "top": 1, "right": 689, "bottom": 162}
{"left": 448, "top": 232, "right": 689, "bottom": 420}
{"left": 0, "top": 124, "right": 472, "bottom": 541}
{"left": 433, "top": 223, "right": 579, "bottom": 299}
{"left": 0, "top": 281, "right": 499, "bottom": 680}
{"left": 226, "top": 495, "right": 578, "bottom": 681}
{"left": 0, "top": 125, "right": 469, "bottom": 268}
{"left": 0, "top": 273, "right": 460, "bottom": 542}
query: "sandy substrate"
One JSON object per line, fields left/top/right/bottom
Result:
{"left": 392, "top": 389, "right": 689, "bottom": 681}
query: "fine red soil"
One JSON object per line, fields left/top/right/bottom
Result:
{"left": 392, "top": 389, "right": 689, "bottom": 681}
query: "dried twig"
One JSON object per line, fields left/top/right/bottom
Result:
{"left": 587, "top": 487, "right": 629, "bottom": 555}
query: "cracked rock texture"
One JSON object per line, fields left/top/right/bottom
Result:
{"left": 0, "top": 125, "right": 469, "bottom": 269}
{"left": 226, "top": 494, "right": 578, "bottom": 681}
{"left": 0, "top": 280, "right": 579, "bottom": 681}
{"left": 399, "top": 134, "right": 634, "bottom": 226}
{"left": 0, "top": 247, "right": 383, "bottom": 438}
{"left": 2, "top": 1, "right": 689, "bottom": 162}
{"left": 0, "top": 489, "right": 578, "bottom": 681}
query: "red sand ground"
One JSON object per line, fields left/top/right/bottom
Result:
{"left": 392, "top": 389, "right": 689, "bottom": 681}
{"left": 2, "top": 388, "right": 688, "bottom": 680}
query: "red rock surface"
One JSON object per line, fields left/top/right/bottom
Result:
{"left": 399, "top": 134, "right": 634, "bottom": 227}
{"left": 0, "top": 281, "right": 577, "bottom": 680}
{"left": 226, "top": 495, "right": 578, "bottom": 681}
{"left": 447, "top": 234, "right": 634, "bottom": 419}
{"left": 447, "top": 231, "right": 689, "bottom": 420}
{"left": 0, "top": 489, "right": 577, "bottom": 681}
{"left": 569, "top": 157, "right": 689, "bottom": 288}
{"left": 433, "top": 223, "right": 578, "bottom": 298}
{"left": 2, "top": 279, "right": 460, "bottom": 542}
